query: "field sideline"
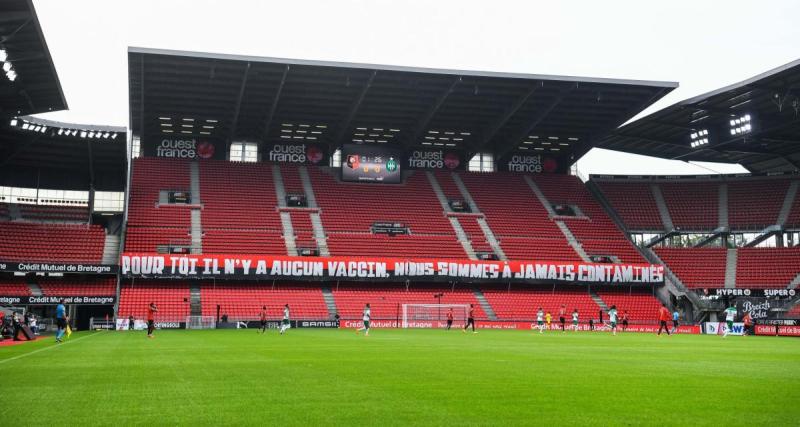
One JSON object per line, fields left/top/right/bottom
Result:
{"left": 1, "top": 329, "right": 798, "bottom": 426}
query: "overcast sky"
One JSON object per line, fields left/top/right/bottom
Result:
{"left": 31, "top": 0, "right": 800, "bottom": 175}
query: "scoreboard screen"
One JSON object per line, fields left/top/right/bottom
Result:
{"left": 341, "top": 144, "right": 401, "bottom": 183}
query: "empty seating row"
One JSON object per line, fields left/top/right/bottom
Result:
{"left": 0, "top": 221, "right": 105, "bottom": 263}
{"left": 201, "top": 283, "right": 329, "bottom": 320}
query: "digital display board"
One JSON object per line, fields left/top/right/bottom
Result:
{"left": 341, "top": 144, "right": 402, "bottom": 183}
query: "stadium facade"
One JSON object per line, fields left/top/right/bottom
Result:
{"left": 1, "top": 0, "right": 800, "bottom": 336}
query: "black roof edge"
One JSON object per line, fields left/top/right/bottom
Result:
{"left": 27, "top": 0, "right": 67, "bottom": 112}
{"left": 17, "top": 115, "right": 126, "bottom": 133}
{"left": 127, "top": 46, "right": 680, "bottom": 89}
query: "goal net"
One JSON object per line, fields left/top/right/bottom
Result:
{"left": 401, "top": 304, "right": 469, "bottom": 328}
{"left": 186, "top": 316, "right": 216, "bottom": 330}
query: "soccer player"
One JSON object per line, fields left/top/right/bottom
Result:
{"left": 671, "top": 309, "right": 680, "bottom": 334}
{"left": 147, "top": 302, "right": 158, "bottom": 338}
{"left": 723, "top": 304, "right": 737, "bottom": 338}
{"left": 462, "top": 304, "right": 476, "bottom": 333}
{"left": 279, "top": 304, "right": 290, "bottom": 335}
{"left": 657, "top": 305, "right": 671, "bottom": 336}
{"left": 572, "top": 309, "right": 579, "bottom": 332}
{"left": 55, "top": 299, "right": 67, "bottom": 343}
{"left": 558, "top": 304, "right": 566, "bottom": 332}
{"left": 588, "top": 317, "right": 594, "bottom": 331}
{"left": 545, "top": 312, "right": 552, "bottom": 331}
{"left": 536, "top": 307, "right": 544, "bottom": 334}
{"left": 742, "top": 312, "right": 753, "bottom": 337}
{"left": 621, "top": 310, "right": 629, "bottom": 332}
{"left": 608, "top": 305, "right": 618, "bottom": 336}
{"left": 259, "top": 306, "right": 268, "bottom": 334}
{"left": 356, "top": 303, "right": 371, "bottom": 336}
{"left": 446, "top": 308, "right": 454, "bottom": 330}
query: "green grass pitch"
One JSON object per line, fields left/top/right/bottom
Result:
{"left": 1, "top": 328, "right": 798, "bottom": 426}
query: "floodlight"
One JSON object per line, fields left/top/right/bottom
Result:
{"left": 689, "top": 129, "right": 710, "bottom": 149}
{"left": 729, "top": 113, "right": 753, "bottom": 136}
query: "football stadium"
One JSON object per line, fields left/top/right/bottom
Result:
{"left": 1, "top": 1, "right": 800, "bottom": 425}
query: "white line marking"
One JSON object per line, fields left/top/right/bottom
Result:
{"left": 0, "top": 332, "right": 103, "bottom": 365}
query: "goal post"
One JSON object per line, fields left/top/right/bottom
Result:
{"left": 186, "top": 316, "right": 216, "bottom": 330}
{"left": 401, "top": 304, "right": 469, "bottom": 328}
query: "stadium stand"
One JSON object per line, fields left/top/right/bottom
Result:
{"left": 124, "top": 226, "right": 191, "bottom": 252}
{"left": 118, "top": 281, "right": 191, "bottom": 322}
{"left": 660, "top": 182, "right": 719, "bottom": 231}
{"left": 127, "top": 157, "right": 192, "bottom": 227}
{"left": 307, "top": 167, "right": 465, "bottom": 257}
{"left": 0, "top": 278, "right": 32, "bottom": 296}
{"left": 37, "top": 277, "right": 116, "bottom": 295}
{"left": 480, "top": 285, "right": 602, "bottom": 321}
{"left": 592, "top": 182, "right": 663, "bottom": 230}
{"left": 331, "top": 283, "right": 484, "bottom": 320}
{"left": 200, "top": 283, "right": 328, "bottom": 320}
{"left": 596, "top": 176, "right": 800, "bottom": 231}
{"left": 533, "top": 174, "right": 646, "bottom": 263}
{"left": 735, "top": 248, "right": 800, "bottom": 288}
{"left": 594, "top": 287, "right": 662, "bottom": 323}
{"left": 290, "top": 212, "right": 317, "bottom": 251}
{"left": 458, "top": 172, "right": 580, "bottom": 261}
{"left": 653, "top": 247, "right": 728, "bottom": 289}
{"left": 14, "top": 204, "right": 89, "bottom": 223}
{"left": 727, "top": 178, "right": 791, "bottom": 229}
{"left": 0, "top": 221, "right": 105, "bottom": 263}
{"left": 199, "top": 160, "right": 282, "bottom": 230}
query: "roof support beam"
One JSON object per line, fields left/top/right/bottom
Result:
{"left": 228, "top": 62, "right": 251, "bottom": 142}
{"left": 475, "top": 84, "right": 540, "bottom": 150}
{"left": 334, "top": 70, "right": 377, "bottom": 146}
{"left": 262, "top": 65, "right": 290, "bottom": 140}
{"left": 406, "top": 76, "right": 462, "bottom": 147}
{"left": 496, "top": 87, "right": 570, "bottom": 159}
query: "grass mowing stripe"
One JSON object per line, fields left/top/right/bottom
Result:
{"left": 0, "top": 331, "right": 102, "bottom": 365}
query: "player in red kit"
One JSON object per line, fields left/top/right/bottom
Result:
{"left": 259, "top": 306, "right": 268, "bottom": 334}
{"left": 558, "top": 305, "right": 567, "bottom": 332}
{"left": 657, "top": 305, "right": 671, "bottom": 336}
{"left": 446, "top": 308, "right": 454, "bottom": 330}
{"left": 463, "top": 304, "right": 477, "bottom": 333}
{"left": 147, "top": 302, "right": 158, "bottom": 338}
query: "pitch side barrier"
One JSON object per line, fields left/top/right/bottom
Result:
{"left": 340, "top": 319, "right": 701, "bottom": 333}
{"left": 119, "top": 253, "right": 665, "bottom": 286}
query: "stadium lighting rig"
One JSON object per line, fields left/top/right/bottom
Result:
{"left": 0, "top": 48, "right": 17, "bottom": 82}
{"left": 689, "top": 129, "right": 709, "bottom": 149}
{"left": 8, "top": 118, "right": 120, "bottom": 140}
{"left": 729, "top": 114, "right": 753, "bottom": 136}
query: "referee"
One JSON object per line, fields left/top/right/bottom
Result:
{"left": 55, "top": 299, "right": 68, "bottom": 343}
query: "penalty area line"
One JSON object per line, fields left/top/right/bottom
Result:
{"left": 0, "top": 332, "right": 103, "bottom": 365}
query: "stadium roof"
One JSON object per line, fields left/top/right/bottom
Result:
{"left": 597, "top": 58, "right": 800, "bottom": 173}
{"left": 129, "top": 47, "right": 676, "bottom": 161}
{"left": 0, "top": 0, "right": 67, "bottom": 117}
{"left": 0, "top": 116, "right": 127, "bottom": 190}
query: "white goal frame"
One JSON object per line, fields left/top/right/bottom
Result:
{"left": 186, "top": 316, "right": 216, "bottom": 330}
{"left": 401, "top": 304, "right": 469, "bottom": 328}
